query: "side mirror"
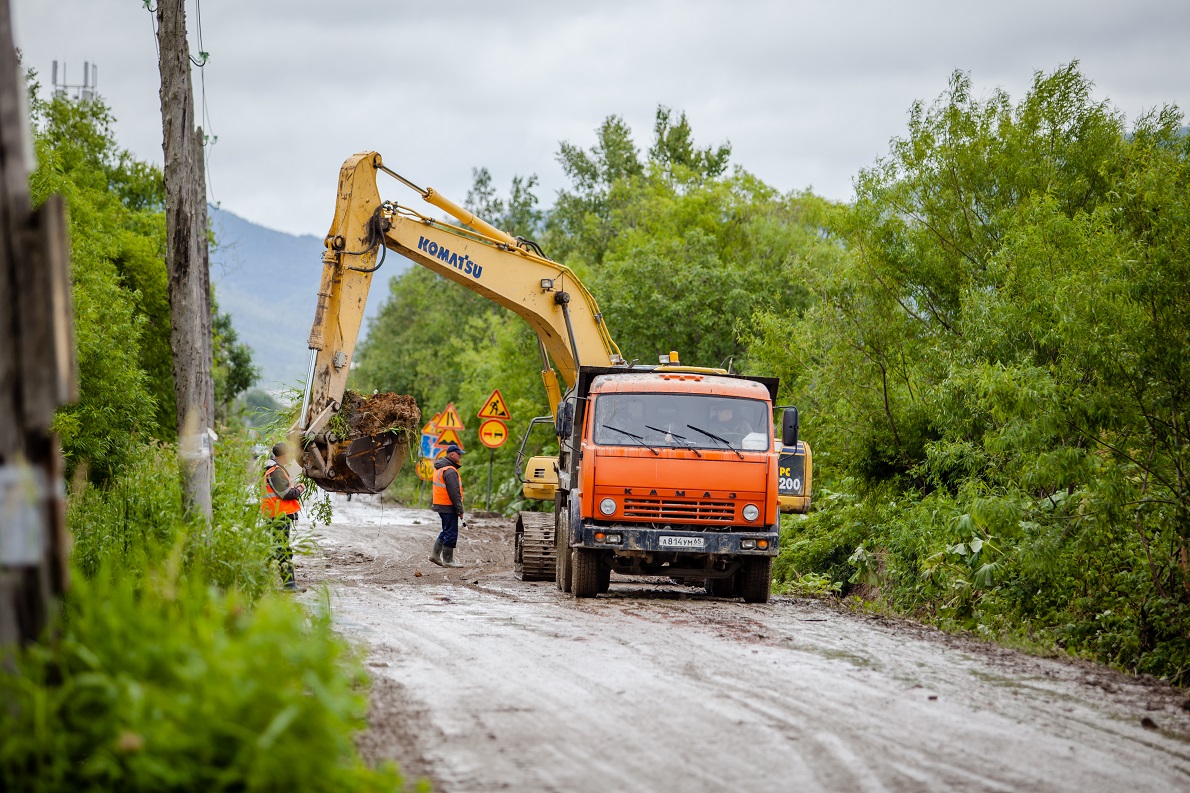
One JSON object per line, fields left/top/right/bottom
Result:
{"left": 555, "top": 400, "right": 574, "bottom": 439}
{"left": 781, "top": 407, "right": 799, "bottom": 449}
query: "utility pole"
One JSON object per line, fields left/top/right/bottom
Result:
{"left": 156, "top": 0, "right": 214, "bottom": 519}
{"left": 0, "top": 0, "right": 75, "bottom": 647}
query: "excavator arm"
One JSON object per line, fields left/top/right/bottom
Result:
{"left": 294, "top": 152, "right": 622, "bottom": 493}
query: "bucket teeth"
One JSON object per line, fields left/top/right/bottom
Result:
{"left": 302, "top": 432, "right": 405, "bottom": 494}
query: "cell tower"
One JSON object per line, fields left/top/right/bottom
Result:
{"left": 50, "top": 60, "right": 98, "bottom": 100}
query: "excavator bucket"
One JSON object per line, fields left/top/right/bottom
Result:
{"left": 302, "top": 432, "right": 408, "bottom": 494}
{"left": 298, "top": 391, "right": 420, "bottom": 495}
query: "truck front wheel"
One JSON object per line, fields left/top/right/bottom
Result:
{"left": 572, "top": 549, "right": 601, "bottom": 598}
{"left": 740, "top": 557, "right": 773, "bottom": 604}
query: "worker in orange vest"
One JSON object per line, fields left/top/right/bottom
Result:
{"left": 430, "top": 444, "right": 466, "bottom": 567}
{"left": 261, "top": 442, "right": 306, "bottom": 589}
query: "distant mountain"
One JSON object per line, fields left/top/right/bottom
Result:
{"left": 209, "top": 206, "right": 409, "bottom": 390}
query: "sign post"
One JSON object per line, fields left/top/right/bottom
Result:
{"left": 417, "top": 415, "right": 441, "bottom": 509}
{"left": 478, "top": 393, "right": 512, "bottom": 510}
{"left": 414, "top": 457, "right": 434, "bottom": 509}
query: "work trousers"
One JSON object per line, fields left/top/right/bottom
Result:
{"left": 436, "top": 511, "right": 459, "bottom": 549}
{"left": 271, "top": 514, "right": 297, "bottom": 585}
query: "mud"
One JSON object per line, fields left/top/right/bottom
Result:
{"left": 338, "top": 391, "right": 420, "bottom": 439}
{"left": 295, "top": 495, "right": 1190, "bottom": 792}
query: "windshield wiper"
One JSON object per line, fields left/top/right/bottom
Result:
{"left": 686, "top": 424, "right": 743, "bottom": 459}
{"left": 603, "top": 424, "right": 659, "bottom": 455}
{"left": 646, "top": 425, "right": 702, "bottom": 457}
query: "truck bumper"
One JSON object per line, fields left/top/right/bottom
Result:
{"left": 572, "top": 523, "right": 779, "bottom": 557}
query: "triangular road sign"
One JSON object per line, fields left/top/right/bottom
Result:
{"left": 421, "top": 414, "right": 440, "bottom": 437}
{"left": 438, "top": 403, "right": 465, "bottom": 431}
{"left": 435, "top": 428, "right": 464, "bottom": 449}
{"left": 477, "top": 388, "right": 512, "bottom": 420}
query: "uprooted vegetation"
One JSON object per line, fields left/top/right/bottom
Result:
{"left": 331, "top": 391, "right": 420, "bottom": 440}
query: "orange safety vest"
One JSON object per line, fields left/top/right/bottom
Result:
{"left": 432, "top": 464, "right": 463, "bottom": 508}
{"left": 261, "top": 463, "right": 301, "bottom": 517}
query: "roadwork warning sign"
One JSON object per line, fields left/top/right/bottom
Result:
{"left": 437, "top": 403, "right": 465, "bottom": 431}
{"left": 477, "top": 389, "right": 512, "bottom": 421}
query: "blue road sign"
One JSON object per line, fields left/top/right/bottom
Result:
{"left": 420, "top": 433, "right": 435, "bottom": 459}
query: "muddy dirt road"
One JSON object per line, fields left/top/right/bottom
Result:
{"left": 296, "top": 495, "right": 1190, "bottom": 792}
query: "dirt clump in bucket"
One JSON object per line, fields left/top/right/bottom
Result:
{"left": 336, "top": 391, "right": 420, "bottom": 439}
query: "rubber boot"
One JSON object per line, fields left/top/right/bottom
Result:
{"left": 429, "top": 538, "right": 445, "bottom": 567}
{"left": 441, "top": 546, "right": 463, "bottom": 568}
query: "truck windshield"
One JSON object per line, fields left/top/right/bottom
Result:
{"left": 593, "top": 393, "right": 769, "bottom": 452}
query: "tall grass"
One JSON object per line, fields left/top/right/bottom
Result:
{"left": 0, "top": 437, "right": 410, "bottom": 791}
{"left": 68, "top": 436, "right": 274, "bottom": 598}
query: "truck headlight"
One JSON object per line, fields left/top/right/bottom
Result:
{"left": 599, "top": 498, "right": 617, "bottom": 515}
{"left": 742, "top": 504, "right": 759, "bottom": 522}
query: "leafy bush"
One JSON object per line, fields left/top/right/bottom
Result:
{"left": 1, "top": 438, "right": 406, "bottom": 791}
{"left": 762, "top": 65, "right": 1190, "bottom": 682}
{"left": 0, "top": 428, "right": 409, "bottom": 785}
{"left": 0, "top": 569, "right": 403, "bottom": 792}
{"left": 68, "top": 436, "right": 274, "bottom": 599}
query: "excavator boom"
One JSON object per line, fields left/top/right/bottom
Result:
{"left": 295, "top": 152, "right": 621, "bottom": 493}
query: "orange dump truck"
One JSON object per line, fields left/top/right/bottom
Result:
{"left": 542, "top": 365, "right": 809, "bottom": 602}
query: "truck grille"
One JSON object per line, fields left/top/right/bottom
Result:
{"left": 622, "top": 497, "right": 735, "bottom": 523}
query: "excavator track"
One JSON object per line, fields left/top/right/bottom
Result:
{"left": 515, "top": 511, "right": 556, "bottom": 581}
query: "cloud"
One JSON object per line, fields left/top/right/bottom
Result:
{"left": 14, "top": 0, "right": 1190, "bottom": 235}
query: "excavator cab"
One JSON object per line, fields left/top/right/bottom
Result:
{"left": 775, "top": 407, "right": 812, "bottom": 513}
{"left": 515, "top": 415, "right": 560, "bottom": 501}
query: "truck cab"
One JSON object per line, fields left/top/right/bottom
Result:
{"left": 547, "top": 366, "right": 805, "bottom": 602}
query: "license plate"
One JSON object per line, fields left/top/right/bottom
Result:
{"left": 659, "top": 535, "right": 705, "bottom": 549}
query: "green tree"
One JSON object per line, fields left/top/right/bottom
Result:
{"left": 752, "top": 64, "right": 1190, "bottom": 681}
{"left": 213, "top": 296, "right": 260, "bottom": 422}
{"left": 30, "top": 94, "right": 161, "bottom": 480}
{"left": 29, "top": 87, "right": 258, "bottom": 476}
{"left": 356, "top": 109, "right": 844, "bottom": 507}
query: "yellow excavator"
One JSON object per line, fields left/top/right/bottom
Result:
{"left": 294, "top": 152, "right": 812, "bottom": 594}
{"left": 291, "top": 152, "right": 621, "bottom": 493}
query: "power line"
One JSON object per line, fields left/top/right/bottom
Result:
{"left": 144, "top": 0, "right": 216, "bottom": 202}
{"left": 192, "top": 0, "right": 216, "bottom": 203}
{"left": 146, "top": 2, "right": 159, "bottom": 58}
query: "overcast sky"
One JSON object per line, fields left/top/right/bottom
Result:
{"left": 13, "top": 0, "right": 1190, "bottom": 237}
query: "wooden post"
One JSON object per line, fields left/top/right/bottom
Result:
{"left": 156, "top": 0, "right": 214, "bottom": 519}
{"left": 0, "top": 0, "right": 76, "bottom": 648}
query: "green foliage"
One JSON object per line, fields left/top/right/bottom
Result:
{"left": 0, "top": 569, "right": 402, "bottom": 792}
{"left": 353, "top": 266, "right": 498, "bottom": 410}
{"left": 213, "top": 296, "right": 261, "bottom": 423}
{"left": 761, "top": 64, "right": 1190, "bottom": 682}
{"left": 0, "top": 434, "right": 404, "bottom": 791}
{"left": 67, "top": 435, "right": 275, "bottom": 599}
{"left": 356, "top": 106, "right": 839, "bottom": 510}
{"left": 31, "top": 89, "right": 256, "bottom": 453}
{"left": 30, "top": 94, "right": 173, "bottom": 448}
{"left": 8, "top": 83, "right": 401, "bottom": 792}
{"left": 465, "top": 166, "right": 543, "bottom": 238}
{"left": 30, "top": 95, "right": 161, "bottom": 478}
